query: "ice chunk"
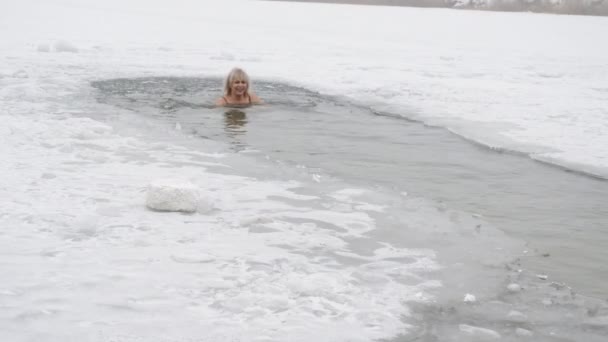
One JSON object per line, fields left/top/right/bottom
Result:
{"left": 146, "top": 179, "right": 199, "bottom": 213}
{"left": 507, "top": 283, "right": 522, "bottom": 293}
{"left": 507, "top": 310, "right": 527, "bottom": 323}
{"left": 463, "top": 293, "right": 477, "bottom": 303}
{"left": 54, "top": 40, "right": 78, "bottom": 53}
{"left": 459, "top": 324, "right": 501, "bottom": 339}
{"left": 171, "top": 253, "right": 215, "bottom": 264}
{"left": 516, "top": 328, "right": 533, "bottom": 337}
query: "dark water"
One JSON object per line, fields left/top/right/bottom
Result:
{"left": 92, "top": 77, "right": 608, "bottom": 340}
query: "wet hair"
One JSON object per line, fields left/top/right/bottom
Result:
{"left": 224, "top": 67, "right": 251, "bottom": 96}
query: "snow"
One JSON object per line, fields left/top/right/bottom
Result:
{"left": 459, "top": 324, "right": 502, "bottom": 339}
{"left": 464, "top": 293, "right": 477, "bottom": 302}
{"left": 507, "top": 283, "right": 522, "bottom": 292}
{"left": 507, "top": 310, "right": 528, "bottom": 323}
{"left": 516, "top": 327, "right": 534, "bottom": 336}
{"left": 1, "top": 0, "right": 607, "bottom": 341}
{"left": 1, "top": 104, "right": 434, "bottom": 340}
{"left": 145, "top": 179, "right": 200, "bottom": 213}
{"left": 2, "top": 0, "right": 607, "bottom": 179}
{"left": 53, "top": 40, "right": 79, "bottom": 53}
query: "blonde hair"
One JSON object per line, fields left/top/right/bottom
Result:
{"left": 224, "top": 67, "right": 251, "bottom": 96}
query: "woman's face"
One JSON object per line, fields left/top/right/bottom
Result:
{"left": 230, "top": 78, "right": 248, "bottom": 96}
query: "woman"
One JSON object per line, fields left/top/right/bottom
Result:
{"left": 215, "top": 67, "right": 262, "bottom": 107}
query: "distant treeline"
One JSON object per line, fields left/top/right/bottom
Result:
{"left": 273, "top": 0, "right": 608, "bottom": 16}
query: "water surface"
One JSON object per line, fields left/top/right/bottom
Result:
{"left": 92, "top": 77, "right": 608, "bottom": 340}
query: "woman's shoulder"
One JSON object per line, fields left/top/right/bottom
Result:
{"left": 215, "top": 96, "right": 228, "bottom": 106}
{"left": 249, "top": 93, "right": 263, "bottom": 104}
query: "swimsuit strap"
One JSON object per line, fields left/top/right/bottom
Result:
{"left": 222, "top": 96, "right": 229, "bottom": 105}
{"left": 248, "top": 94, "right": 252, "bottom": 104}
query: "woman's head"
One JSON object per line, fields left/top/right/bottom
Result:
{"left": 224, "top": 67, "right": 251, "bottom": 96}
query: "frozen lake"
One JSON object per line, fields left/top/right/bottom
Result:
{"left": 2, "top": 0, "right": 608, "bottom": 341}
{"left": 90, "top": 76, "right": 608, "bottom": 340}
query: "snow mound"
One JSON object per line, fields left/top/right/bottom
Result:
{"left": 37, "top": 44, "right": 50, "bottom": 52}
{"left": 54, "top": 40, "right": 78, "bottom": 53}
{"left": 146, "top": 179, "right": 200, "bottom": 213}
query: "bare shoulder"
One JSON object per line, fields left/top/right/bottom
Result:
{"left": 250, "top": 93, "right": 263, "bottom": 104}
{"left": 215, "top": 97, "right": 227, "bottom": 107}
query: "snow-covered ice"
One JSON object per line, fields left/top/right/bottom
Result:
{"left": 1, "top": 0, "right": 608, "bottom": 341}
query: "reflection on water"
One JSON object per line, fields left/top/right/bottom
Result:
{"left": 224, "top": 109, "right": 248, "bottom": 151}
{"left": 224, "top": 109, "right": 248, "bottom": 130}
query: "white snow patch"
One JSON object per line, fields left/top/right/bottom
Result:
{"left": 464, "top": 293, "right": 477, "bottom": 303}
{"left": 507, "top": 283, "right": 522, "bottom": 292}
